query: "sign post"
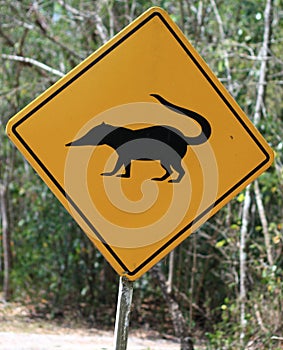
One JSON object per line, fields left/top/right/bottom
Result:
{"left": 113, "top": 277, "right": 134, "bottom": 350}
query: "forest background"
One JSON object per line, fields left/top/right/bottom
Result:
{"left": 0, "top": 1, "right": 283, "bottom": 349}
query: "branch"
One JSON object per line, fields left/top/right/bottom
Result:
{"left": 57, "top": 0, "right": 109, "bottom": 44}
{"left": 45, "top": 32, "right": 85, "bottom": 61}
{"left": 254, "top": 302, "right": 268, "bottom": 333}
{"left": 239, "top": 184, "right": 252, "bottom": 344}
{"left": 238, "top": 3, "right": 274, "bottom": 341}
{"left": 253, "top": 0, "right": 274, "bottom": 268}
{"left": 0, "top": 26, "right": 15, "bottom": 47}
{"left": 30, "top": 2, "right": 84, "bottom": 61}
{"left": 210, "top": 0, "right": 234, "bottom": 95}
{"left": 271, "top": 336, "right": 283, "bottom": 341}
{"left": 1, "top": 54, "right": 65, "bottom": 77}
{"left": 254, "top": 180, "right": 274, "bottom": 266}
{"left": 254, "top": 0, "right": 273, "bottom": 126}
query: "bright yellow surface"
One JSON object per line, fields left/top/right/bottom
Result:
{"left": 6, "top": 7, "right": 273, "bottom": 280}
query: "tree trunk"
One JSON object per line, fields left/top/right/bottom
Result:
{"left": 254, "top": 180, "right": 274, "bottom": 266}
{"left": 0, "top": 183, "right": 12, "bottom": 301}
{"left": 239, "top": 185, "right": 251, "bottom": 345}
{"left": 253, "top": 0, "right": 274, "bottom": 268}
{"left": 239, "top": 0, "right": 274, "bottom": 343}
{"left": 151, "top": 265, "right": 194, "bottom": 350}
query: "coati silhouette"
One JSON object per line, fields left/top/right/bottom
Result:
{"left": 65, "top": 94, "right": 211, "bottom": 183}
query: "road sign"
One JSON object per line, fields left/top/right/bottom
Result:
{"left": 6, "top": 7, "right": 273, "bottom": 280}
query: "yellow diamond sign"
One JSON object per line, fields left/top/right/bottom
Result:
{"left": 6, "top": 7, "right": 273, "bottom": 280}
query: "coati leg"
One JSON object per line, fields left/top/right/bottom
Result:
{"left": 116, "top": 163, "right": 131, "bottom": 178}
{"left": 152, "top": 162, "right": 173, "bottom": 181}
{"left": 168, "top": 159, "right": 185, "bottom": 183}
{"left": 101, "top": 157, "right": 124, "bottom": 177}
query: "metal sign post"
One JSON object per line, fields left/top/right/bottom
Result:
{"left": 113, "top": 276, "right": 134, "bottom": 350}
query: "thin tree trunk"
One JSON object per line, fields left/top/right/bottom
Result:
{"left": 253, "top": 0, "right": 274, "bottom": 268}
{"left": 239, "top": 185, "right": 251, "bottom": 346}
{"left": 0, "top": 183, "right": 12, "bottom": 301}
{"left": 254, "top": 180, "right": 273, "bottom": 266}
{"left": 239, "top": 0, "right": 273, "bottom": 344}
{"left": 210, "top": 0, "right": 234, "bottom": 95}
{"left": 151, "top": 265, "right": 194, "bottom": 350}
{"left": 253, "top": 0, "right": 273, "bottom": 127}
{"left": 178, "top": 0, "right": 185, "bottom": 33}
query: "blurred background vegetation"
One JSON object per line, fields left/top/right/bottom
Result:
{"left": 0, "top": 1, "right": 282, "bottom": 349}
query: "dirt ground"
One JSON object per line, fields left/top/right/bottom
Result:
{"left": 0, "top": 331, "right": 179, "bottom": 350}
{"left": 0, "top": 301, "right": 181, "bottom": 350}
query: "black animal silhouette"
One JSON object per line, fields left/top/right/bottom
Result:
{"left": 65, "top": 94, "right": 211, "bottom": 183}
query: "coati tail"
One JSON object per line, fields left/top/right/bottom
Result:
{"left": 150, "top": 94, "right": 211, "bottom": 145}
